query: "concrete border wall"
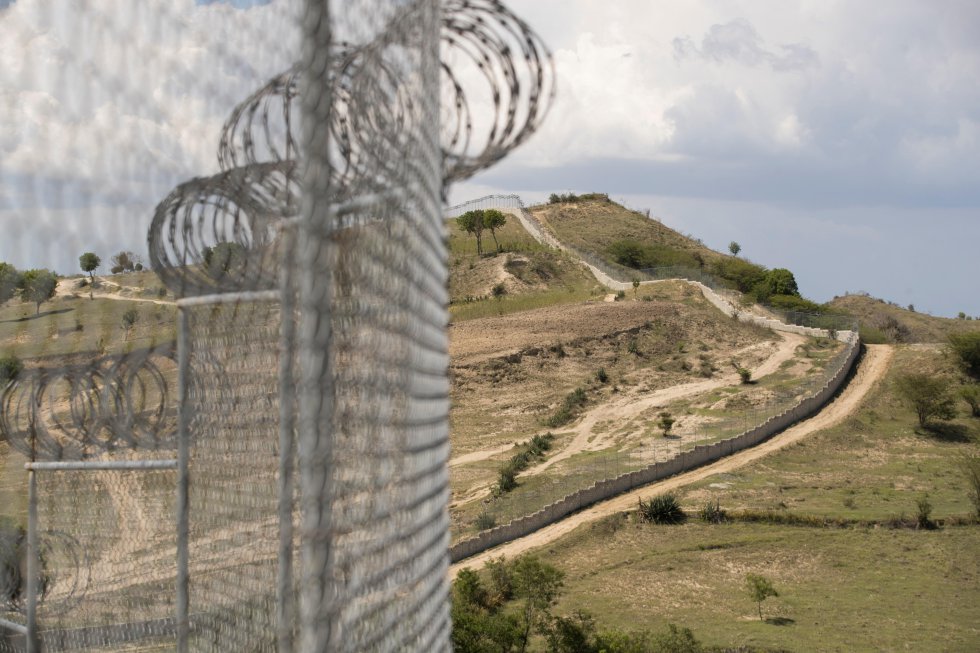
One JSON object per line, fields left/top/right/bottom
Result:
{"left": 450, "top": 332, "right": 860, "bottom": 563}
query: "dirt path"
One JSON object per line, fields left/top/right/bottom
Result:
{"left": 449, "top": 344, "right": 893, "bottom": 574}
{"left": 529, "top": 332, "right": 805, "bottom": 475}
{"left": 448, "top": 332, "right": 805, "bottom": 506}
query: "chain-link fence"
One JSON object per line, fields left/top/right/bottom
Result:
{"left": 2, "top": 0, "right": 553, "bottom": 650}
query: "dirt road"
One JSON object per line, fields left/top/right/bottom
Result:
{"left": 449, "top": 344, "right": 893, "bottom": 574}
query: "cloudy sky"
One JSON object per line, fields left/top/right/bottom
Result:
{"left": 1, "top": 0, "right": 978, "bottom": 316}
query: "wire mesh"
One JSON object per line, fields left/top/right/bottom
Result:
{"left": 32, "top": 465, "right": 178, "bottom": 652}
{"left": 3, "top": 0, "right": 555, "bottom": 649}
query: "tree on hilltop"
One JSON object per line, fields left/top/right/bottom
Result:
{"left": 79, "top": 252, "right": 101, "bottom": 284}
{"left": 20, "top": 269, "right": 58, "bottom": 315}
{"left": 110, "top": 251, "right": 140, "bottom": 274}
{"left": 728, "top": 241, "right": 742, "bottom": 256}
{"left": 483, "top": 209, "right": 507, "bottom": 253}
{"left": 456, "top": 210, "right": 486, "bottom": 255}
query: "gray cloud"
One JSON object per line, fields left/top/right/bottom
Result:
{"left": 673, "top": 19, "right": 818, "bottom": 71}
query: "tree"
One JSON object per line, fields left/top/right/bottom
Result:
{"left": 20, "top": 269, "right": 57, "bottom": 315}
{"left": 631, "top": 278, "right": 640, "bottom": 298}
{"left": 511, "top": 555, "right": 565, "bottom": 653}
{"left": 895, "top": 373, "right": 957, "bottom": 428}
{"left": 483, "top": 209, "right": 507, "bottom": 253}
{"left": 456, "top": 210, "right": 486, "bottom": 256}
{"left": 110, "top": 250, "right": 141, "bottom": 273}
{"left": 0, "top": 262, "right": 21, "bottom": 306}
{"left": 745, "top": 573, "right": 778, "bottom": 621}
{"left": 756, "top": 268, "right": 800, "bottom": 299}
{"left": 728, "top": 241, "right": 741, "bottom": 256}
{"left": 949, "top": 332, "right": 980, "bottom": 379}
{"left": 78, "top": 252, "right": 100, "bottom": 283}
{"left": 657, "top": 411, "right": 675, "bottom": 437}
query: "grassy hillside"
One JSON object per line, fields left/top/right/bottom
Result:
{"left": 531, "top": 196, "right": 722, "bottom": 268}
{"left": 829, "top": 293, "right": 980, "bottom": 343}
{"left": 529, "top": 344, "right": 980, "bottom": 652}
{"left": 447, "top": 213, "right": 600, "bottom": 321}
{"left": 0, "top": 293, "right": 176, "bottom": 361}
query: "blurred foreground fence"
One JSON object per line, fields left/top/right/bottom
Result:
{"left": 1, "top": 0, "right": 554, "bottom": 650}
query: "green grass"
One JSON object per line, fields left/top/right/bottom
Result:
{"left": 0, "top": 296, "right": 176, "bottom": 360}
{"left": 531, "top": 344, "right": 980, "bottom": 651}
{"left": 543, "top": 517, "right": 979, "bottom": 652}
{"left": 684, "top": 346, "right": 980, "bottom": 520}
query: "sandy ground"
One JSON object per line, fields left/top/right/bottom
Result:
{"left": 449, "top": 344, "right": 893, "bottom": 575}
{"left": 448, "top": 332, "right": 805, "bottom": 475}
{"left": 56, "top": 276, "right": 175, "bottom": 306}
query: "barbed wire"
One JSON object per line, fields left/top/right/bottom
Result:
{"left": 0, "top": 347, "right": 178, "bottom": 460}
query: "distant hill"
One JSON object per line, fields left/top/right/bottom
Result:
{"left": 828, "top": 294, "right": 980, "bottom": 343}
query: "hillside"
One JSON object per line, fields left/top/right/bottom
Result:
{"left": 447, "top": 213, "right": 600, "bottom": 321}
{"left": 829, "top": 293, "right": 980, "bottom": 343}
{"left": 510, "top": 344, "right": 980, "bottom": 652}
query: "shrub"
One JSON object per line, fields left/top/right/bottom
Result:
{"left": 495, "top": 467, "right": 518, "bottom": 495}
{"left": 916, "top": 495, "right": 935, "bottom": 530}
{"left": 745, "top": 574, "right": 778, "bottom": 621}
{"left": 626, "top": 339, "right": 639, "bottom": 355}
{"left": 657, "top": 411, "right": 675, "bottom": 437}
{"left": 491, "top": 283, "right": 507, "bottom": 299}
{"left": 0, "top": 356, "right": 22, "bottom": 384}
{"left": 949, "top": 332, "right": 980, "bottom": 378}
{"left": 595, "top": 367, "right": 608, "bottom": 383}
{"left": 895, "top": 373, "right": 957, "bottom": 428}
{"left": 475, "top": 512, "right": 497, "bottom": 531}
{"left": 638, "top": 493, "right": 686, "bottom": 524}
{"left": 960, "top": 385, "right": 980, "bottom": 417}
{"left": 615, "top": 290, "right": 625, "bottom": 300}
{"left": 121, "top": 308, "right": 140, "bottom": 331}
{"left": 698, "top": 500, "right": 727, "bottom": 524}
{"left": 545, "top": 388, "right": 588, "bottom": 427}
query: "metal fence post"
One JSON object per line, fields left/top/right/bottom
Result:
{"left": 26, "top": 469, "right": 39, "bottom": 653}
{"left": 176, "top": 308, "right": 190, "bottom": 652}
{"left": 277, "top": 228, "right": 296, "bottom": 653}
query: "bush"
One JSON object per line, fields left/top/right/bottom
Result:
{"left": 491, "top": 283, "right": 507, "bottom": 298}
{"left": 475, "top": 512, "right": 497, "bottom": 531}
{"left": 960, "top": 385, "right": 980, "bottom": 417}
{"left": 949, "top": 332, "right": 980, "bottom": 378}
{"left": 657, "top": 411, "right": 675, "bottom": 437}
{"left": 626, "top": 339, "right": 639, "bottom": 355}
{"left": 895, "top": 373, "right": 957, "bottom": 428}
{"left": 698, "top": 500, "right": 727, "bottom": 524}
{"left": 916, "top": 495, "right": 935, "bottom": 530}
{"left": 606, "top": 239, "right": 700, "bottom": 271}
{"left": 0, "top": 356, "right": 22, "bottom": 384}
{"left": 595, "top": 367, "right": 608, "bottom": 383}
{"left": 545, "top": 389, "right": 588, "bottom": 427}
{"left": 638, "top": 493, "right": 686, "bottom": 524}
